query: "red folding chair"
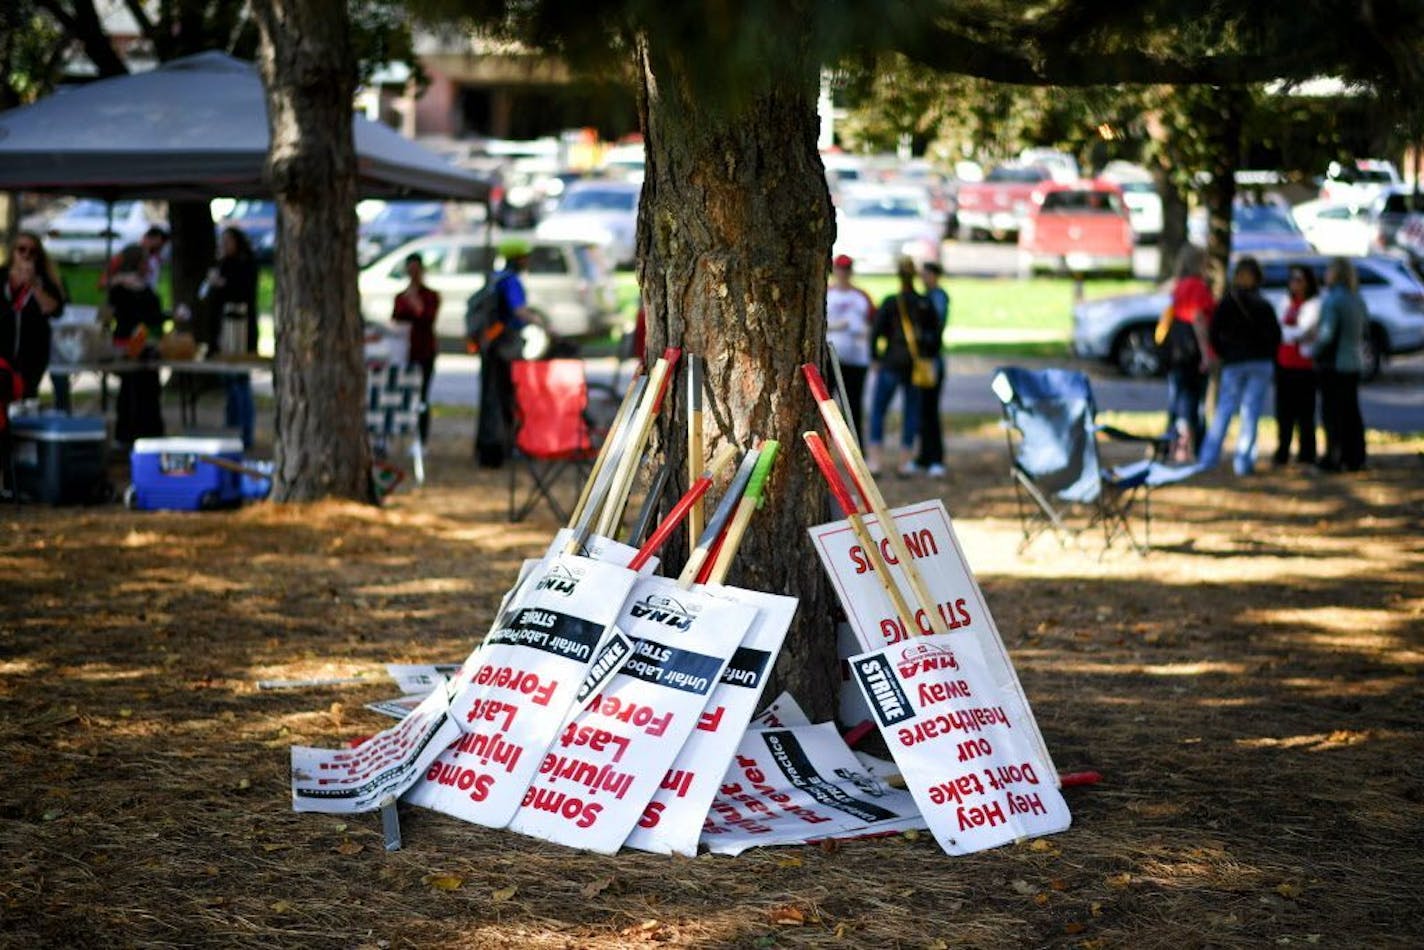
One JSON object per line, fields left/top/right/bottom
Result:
{"left": 508, "top": 359, "right": 600, "bottom": 523}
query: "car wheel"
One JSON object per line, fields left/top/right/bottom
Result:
{"left": 1114, "top": 325, "right": 1162, "bottom": 378}
{"left": 1361, "top": 324, "right": 1386, "bottom": 381}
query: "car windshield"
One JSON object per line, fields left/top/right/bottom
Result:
{"left": 986, "top": 167, "right": 1048, "bottom": 183}
{"left": 1040, "top": 190, "right": 1125, "bottom": 214}
{"left": 227, "top": 200, "right": 274, "bottom": 220}
{"left": 374, "top": 202, "right": 444, "bottom": 225}
{"left": 1115, "top": 181, "right": 1154, "bottom": 194}
{"left": 66, "top": 199, "right": 136, "bottom": 218}
{"left": 558, "top": 189, "right": 636, "bottom": 212}
{"left": 843, "top": 194, "right": 925, "bottom": 217}
{"left": 1234, "top": 208, "right": 1300, "bottom": 234}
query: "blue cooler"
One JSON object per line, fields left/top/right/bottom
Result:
{"left": 10, "top": 413, "right": 109, "bottom": 504}
{"left": 129, "top": 436, "right": 244, "bottom": 511}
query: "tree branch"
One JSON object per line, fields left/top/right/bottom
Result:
{"left": 121, "top": 0, "right": 157, "bottom": 41}
{"left": 36, "top": 0, "right": 128, "bottom": 76}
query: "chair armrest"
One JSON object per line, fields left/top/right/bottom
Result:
{"left": 1095, "top": 425, "right": 1172, "bottom": 460}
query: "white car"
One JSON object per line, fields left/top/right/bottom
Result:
{"left": 44, "top": 199, "right": 160, "bottom": 263}
{"left": 1100, "top": 162, "right": 1162, "bottom": 243}
{"left": 358, "top": 232, "right": 618, "bottom": 343}
{"left": 832, "top": 184, "right": 942, "bottom": 273}
{"left": 1319, "top": 159, "right": 1400, "bottom": 210}
{"left": 1292, "top": 200, "right": 1374, "bottom": 257}
{"left": 536, "top": 179, "right": 641, "bottom": 268}
{"left": 1018, "top": 148, "right": 1080, "bottom": 183}
{"left": 1072, "top": 254, "right": 1424, "bottom": 380}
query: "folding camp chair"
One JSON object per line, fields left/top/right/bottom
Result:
{"left": 366, "top": 363, "right": 425, "bottom": 487}
{"left": 991, "top": 366, "right": 1195, "bottom": 555}
{"left": 508, "top": 359, "right": 601, "bottom": 523}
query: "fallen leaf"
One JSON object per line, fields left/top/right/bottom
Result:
{"left": 833, "top": 923, "right": 849, "bottom": 939}
{"left": 776, "top": 855, "right": 804, "bottom": 869}
{"left": 902, "top": 829, "right": 921, "bottom": 842}
{"left": 118, "top": 708, "right": 133, "bottom": 718}
{"left": 1106, "top": 872, "right": 1132, "bottom": 888}
{"left": 1050, "top": 879, "right": 1069, "bottom": 892}
{"left": 335, "top": 840, "right": 363, "bottom": 856}
{"left": 1010, "top": 879, "right": 1037, "bottom": 895}
{"left": 927, "top": 941, "right": 949, "bottom": 950}
{"left": 491, "top": 885, "right": 517, "bottom": 902}
{"left": 1064, "top": 922, "right": 1086, "bottom": 935}
{"left": 1080, "top": 940, "right": 1107, "bottom": 950}
{"left": 1090, "top": 902, "right": 1104, "bottom": 918}
{"left": 235, "top": 778, "right": 251, "bottom": 791}
{"left": 423, "top": 874, "right": 463, "bottom": 892}
{"left": 1028, "top": 839, "right": 1055, "bottom": 853}
{"left": 580, "top": 876, "right": 614, "bottom": 899}
{"left": 769, "top": 905, "right": 805, "bottom": 926}
{"left": 819, "top": 838, "right": 840, "bottom": 855}
{"left": 1276, "top": 882, "right": 1302, "bottom": 900}
{"left": 270, "top": 900, "right": 292, "bottom": 913}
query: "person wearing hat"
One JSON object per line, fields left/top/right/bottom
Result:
{"left": 826, "top": 254, "right": 874, "bottom": 444}
{"left": 475, "top": 237, "right": 540, "bottom": 467}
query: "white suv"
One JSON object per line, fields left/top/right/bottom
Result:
{"left": 1072, "top": 255, "right": 1424, "bottom": 380}
{"left": 359, "top": 232, "right": 618, "bottom": 345}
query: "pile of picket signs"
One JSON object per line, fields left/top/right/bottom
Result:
{"left": 289, "top": 353, "right": 1074, "bottom": 857}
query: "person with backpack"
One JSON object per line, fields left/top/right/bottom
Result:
{"left": 472, "top": 238, "right": 538, "bottom": 467}
{"left": 1194, "top": 256, "right": 1282, "bottom": 475}
{"left": 1160, "top": 244, "right": 1214, "bottom": 463}
{"left": 866, "top": 257, "right": 939, "bottom": 477}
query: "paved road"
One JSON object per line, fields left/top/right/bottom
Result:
{"left": 421, "top": 351, "right": 1423, "bottom": 435}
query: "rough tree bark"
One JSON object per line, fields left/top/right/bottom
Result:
{"left": 634, "top": 36, "right": 840, "bottom": 720}
{"left": 1203, "top": 87, "right": 1246, "bottom": 289}
{"left": 250, "top": 0, "right": 373, "bottom": 502}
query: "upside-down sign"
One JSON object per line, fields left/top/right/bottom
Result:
{"left": 403, "top": 554, "right": 638, "bottom": 828}
{"left": 851, "top": 635, "right": 1071, "bottom": 855}
{"left": 808, "top": 499, "right": 1055, "bottom": 778}
{"left": 505, "top": 578, "right": 756, "bottom": 854}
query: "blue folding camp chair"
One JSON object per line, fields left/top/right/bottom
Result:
{"left": 991, "top": 366, "right": 1196, "bottom": 555}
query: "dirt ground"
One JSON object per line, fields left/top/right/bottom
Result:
{"left": 1, "top": 419, "right": 1422, "bottom": 949}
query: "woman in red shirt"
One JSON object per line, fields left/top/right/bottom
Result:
{"left": 1272, "top": 265, "right": 1320, "bottom": 465}
{"left": 1164, "top": 245, "right": 1215, "bottom": 462}
{"left": 391, "top": 253, "right": 441, "bottom": 442}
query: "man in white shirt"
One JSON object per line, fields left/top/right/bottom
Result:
{"left": 825, "top": 254, "right": 874, "bottom": 443}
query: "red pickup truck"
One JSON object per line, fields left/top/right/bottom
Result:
{"left": 954, "top": 164, "right": 1054, "bottom": 241}
{"left": 1017, "top": 181, "right": 1134, "bottom": 276}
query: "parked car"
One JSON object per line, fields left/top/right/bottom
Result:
{"left": 1319, "top": 159, "right": 1400, "bottom": 210}
{"left": 535, "top": 179, "right": 640, "bottom": 268}
{"left": 1017, "top": 181, "right": 1134, "bottom": 277}
{"left": 358, "top": 201, "right": 478, "bottom": 266}
{"left": 831, "top": 183, "right": 942, "bottom": 273}
{"left": 1072, "top": 254, "right": 1424, "bottom": 379}
{"left": 954, "top": 164, "right": 1054, "bottom": 241}
{"left": 1292, "top": 200, "right": 1374, "bottom": 257}
{"left": 1100, "top": 161, "right": 1163, "bottom": 243}
{"left": 1018, "top": 148, "right": 1080, "bottom": 183}
{"left": 1188, "top": 204, "right": 1313, "bottom": 255}
{"left": 357, "top": 232, "right": 617, "bottom": 343}
{"left": 216, "top": 200, "right": 277, "bottom": 262}
{"left": 44, "top": 199, "right": 160, "bottom": 263}
{"left": 1368, "top": 186, "right": 1424, "bottom": 252}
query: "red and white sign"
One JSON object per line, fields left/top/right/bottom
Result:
{"left": 385, "top": 664, "right": 461, "bottom": 696}
{"left": 507, "top": 579, "right": 756, "bottom": 853}
{"left": 404, "top": 554, "right": 637, "bottom": 828}
{"left": 752, "top": 691, "right": 810, "bottom": 729}
{"left": 850, "top": 634, "right": 1071, "bottom": 854}
{"left": 624, "top": 586, "right": 797, "bottom": 856}
{"left": 809, "top": 499, "right": 1055, "bottom": 776}
{"left": 699, "top": 722, "right": 925, "bottom": 856}
{"left": 291, "top": 685, "right": 459, "bottom": 814}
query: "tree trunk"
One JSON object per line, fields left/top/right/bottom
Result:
{"left": 1151, "top": 160, "right": 1188, "bottom": 283}
{"left": 1203, "top": 86, "right": 1245, "bottom": 290}
{"left": 636, "top": 37, "right": 840, "bottom": 720}
{"left": 250, "top": 0, "right": 373, "bottom": 503}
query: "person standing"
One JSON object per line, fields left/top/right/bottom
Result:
{"left": 1, "top": 232, "right": 65, "bottom": 400}
{"left": 391, "top": 252, "right": 441, "bottom": 443}
{"left": 206, "top": 227, "right": 260, "bottom": 448}
{"left": 1162, "top": 245, "right": 1215, "bottom": 462}
{"left": 103, "top": 225, "right": 168, "bottom": 291}
{"left": 825, "top": 254, "right": 874, "bottom": 444}
{"left": 108, "top": 244, "right": 166, "bottom": 446}
{"left": 1312, "top": 257, "right": 1368, "bottom": 472}
{"left": 1195, "top": 257, "right": 1281, "bottom": 475}
{"left": 1272, "top": 265, "right": 1321, "bottom": 466}
{"left": 867, "top": 257, "right": 938, "bottom": 476}
{"left": 475, "top": 238, "right": 539, "bottom": 468}
{"left": 912, "top": 261, "right": 949, "bottom": 477}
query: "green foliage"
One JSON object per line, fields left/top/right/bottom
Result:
{"left": 0, "top": 2, "right": 66, "bottom": 108}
